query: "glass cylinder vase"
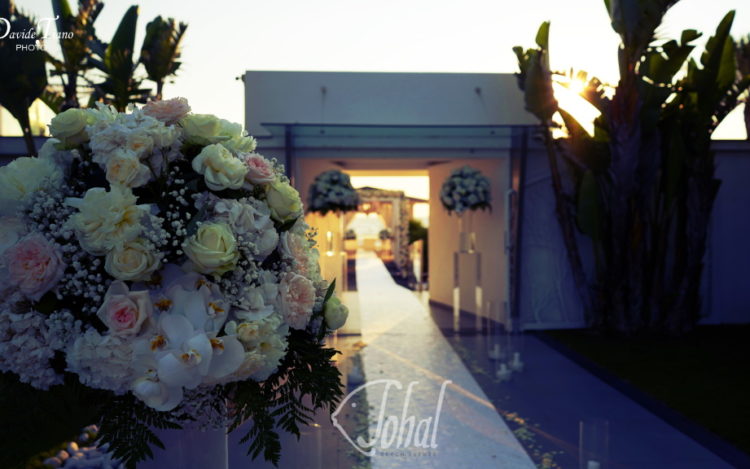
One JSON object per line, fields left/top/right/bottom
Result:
{"left": 139, "top": 426, "right": 228, "bottom": 469}
{"left": 579, "top": 418, "right": 609, "bottom": 469}
{"left": 457, "top": 211, "right": 477, "bottom": 253}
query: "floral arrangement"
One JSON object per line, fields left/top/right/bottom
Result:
{"left": 440, "top": 165, "right": 492, "bottom": 214}
{"left": 307, "top": 169, "right": 360, "bottom": 215}
{"left": 0, "top": 98, "right": 348, "bottom": 467}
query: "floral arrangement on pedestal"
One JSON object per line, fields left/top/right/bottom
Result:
{"left": 440, "top": 165, "right": 492, "bottom": 214}
{"left": 0, "top": 98, "right": 348, "bottom": 467}
{"left": 307, "top": 170, "right": 360, "bottom": 215}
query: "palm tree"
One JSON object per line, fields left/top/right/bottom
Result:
{"left": 87, "top": 5, "right": 151, "bottom": 110}
{"left": 515, "top": 2, "right": 750, "bottom": 334}
{"left": 140, "top": 16, "right": 187, "bottom": 100}
{"left": 45, "top": 0, "right": 103, "bottom": 110}
{"left": 0, "top": 0, "right": 47, "bottom": 155}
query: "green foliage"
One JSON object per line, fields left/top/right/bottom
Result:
{"left": 140, "top": 16, "right": 187, "bottom": 99}
{"left": 96, "top": 393, "right": 182, "bottom": 469}
{"left": 48, "top": 0, "right": 104, "bottom": 110}
{"left": 0, "top": 0, "right": 47, "bottom": 154}
{"left": 229, "top": 329, "right": 343, "bottom": 465}
{"left": 514, "top": 4, "right": 750, "bottom": 334}
{"left": 87, "top": 5, "right": 151, "bottom": 110}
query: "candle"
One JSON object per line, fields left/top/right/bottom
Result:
{"left": 510, "top": 352, "right": 524, "bottom": 372}
{"left": 488, "top": 344, "right": 501, "bottom": 360}
{"left": 586, "top": 460, "right": 600, "bottom": 469}
{"left": 497, "top": 363, "right": 512, "bottom": 382}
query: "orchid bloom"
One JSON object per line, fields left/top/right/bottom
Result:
{"left": 130, "top": 274, "right": 244, "bottom": 410}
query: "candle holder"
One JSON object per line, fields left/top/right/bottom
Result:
{"left": 496, "top": 362, "right": 512, "bottom": 382}
{"left": 486, "top": 300, "right": 510, "bottom": 361}
{"left": 579, "top": 418, "right": 609, "bottom": 469}
{"left": 509, "top": 352, "right": 525, "bottom": 372}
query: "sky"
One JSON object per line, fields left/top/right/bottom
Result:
{"left": 15, "top": 0, "right": 750, "bottom": 138}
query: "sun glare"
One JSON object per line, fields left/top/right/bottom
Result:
{"left": 551, "top": 82, "right": 601, "bottom": 137}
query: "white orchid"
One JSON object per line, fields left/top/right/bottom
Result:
{"left": 130, "top": 274, "right": 244, "bottom": 410}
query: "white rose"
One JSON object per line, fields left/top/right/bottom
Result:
{"left": 265, "top": 181, "right": 302, "bottom": 223}
{"left": 192, "top": 144, "right": 248, "bottom": 191}
{"left": 105, "top": 239, "right": 161, "bottom": 281}
{"left": 106, "top": 151, "right": 151, "bottom": 188}
{"left": 214, "top": 199, "right": 272, "bottom": 234}
{"left": 66, "top": 186, "right": 146, "bottom": 255}
{"left": 183, "top": 222, "right": 239, "bottom": 275}
{"left": 49, "top": 108, "right": 90, "bottom": 147}
{"left": 0, "top": 157, "right": 63, "bottom": 215}
{"left": 324, "top": 296, "right": 348, "bottom": 330}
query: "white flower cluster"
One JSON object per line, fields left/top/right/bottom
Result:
{"left": 440, "top": 165, "right": 492, "bottom": 214}
{"left": 0, "top": 99, "right": 348, "bottom": 415}
{"left": 307, "top": 169, "right": 360, "bottom": 215}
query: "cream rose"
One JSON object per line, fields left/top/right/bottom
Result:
{"left": 180, "top": 114, "right": 222, "bottom": 145}
{"left": 183, "top": 222, "right": 239, "bottom": 275}
{"left": 0, "top": 157, "right": 63, "bottom": 215}
{"left": 96, "top": 281, "right": 152, "bottom": 336}
{"left": 66, "top": 186, "right": 146, "bottom": 255}
{"left": 217, "top": 119, "right": 242, "bottom": 139}
{"left": 277, "top": 272, "right": 315, "bottom": 329}
{"left": 222, "top": 136, "right": 257, "bottom": 155}
{"left": 106, "top": 151, "right": 151, "bottom": 188}
{"left": 4, "top": 233, "right": 66, "bottom": 301}
{"left": 105, "top": 239, "right": 161, "bottom": 281}
{"left": 323, "top": 296, "right": 349, "bottom": 330}
{"left": 49, "top": 108, "right": 90, "bottom": 146}
{"left": 266, "top": 181, "right": 302, "bottom": 223}
{"left": 192, "top": 144, "right": 248, "bottom": 191}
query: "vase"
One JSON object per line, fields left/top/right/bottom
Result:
{"left": 457, "top": 211, "right": 477, "bottom": 253}
{"left": 138, "top": 426, "right": 228, "bottom": 469}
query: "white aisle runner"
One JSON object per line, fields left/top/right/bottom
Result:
{"left": 354, "top": 251, "right": 535, "bottom": 469}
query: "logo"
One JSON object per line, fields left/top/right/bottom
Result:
{"left": 332, "top": 379, "right": 452, "bottom": 456}
{"left": 0, "top": 16, "right": 73, "bottom": 51}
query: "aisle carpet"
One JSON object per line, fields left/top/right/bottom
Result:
{"left": 354, "top": 250, "right": 535, "bottom": 469}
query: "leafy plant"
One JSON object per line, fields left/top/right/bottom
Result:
{"left": 86, "top": 5, "right": 151, "bottom": 110}
{"left": 45, "top": 0, "right": 104, "bottom": 111}
{"left": 514, "top": 3, "right": 750, "bottom": 334}
{"left": 0, "top": 0, "right": 47, "bottom": 155}
{"left": 140, "top": 16, "right": 187, "bottom": 100}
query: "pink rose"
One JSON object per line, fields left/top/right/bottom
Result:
{"left": 5, "top": 234, "right": 65, "bottom": 301}
{"left": 97, "top": 281, "right": 152, "bottom": 336}
{"left": 280, "top": 232, "right": 312, "bottom": 276}
{"left": 143, "top": 97, "right": 191, "bottom": 125}
{"left": 278, "top": 272, "right": 316, "bottom": 329}
{"left": 240, "top": 153, "right": 276, "bottom": 185}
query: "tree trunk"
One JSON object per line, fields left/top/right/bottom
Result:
{"left": 18, "top": 109, "right": 37, "bottom": 157}
{"left": 156, "top": 81, "right": 164, "bottom": 101}
{"left": 62, "top": 71, "right": 80, "bottom": 110}
{"left": 541, "top": 128, "right": 594, "bottom": 322}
